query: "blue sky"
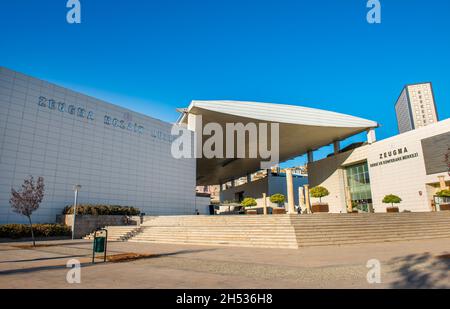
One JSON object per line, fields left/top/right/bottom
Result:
{"left": 1, "top": 0, "right": 449, "bottom": 167}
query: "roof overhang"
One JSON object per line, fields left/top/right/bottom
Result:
{"left": 178, "top": 100, "right": 378, "bottom": 185}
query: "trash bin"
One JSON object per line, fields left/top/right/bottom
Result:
{"left": 92, "top": 228, "right": 108, "bottom": 263}
{"left": 94, "top": 236, "right": 106, "bottom": 253}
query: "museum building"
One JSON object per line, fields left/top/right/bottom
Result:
{"left": 1, "top": 67, "right": 449, "bottom": 224}
{"left": 0, "top": 67, "right": 197, "bottom": 224}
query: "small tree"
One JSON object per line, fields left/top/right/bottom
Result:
{"left": 9, "top": 176, "right": 45, "bottom": 247}
{"left": 241, "top": 197, "right": 257, "bottom": 208}
{"left": 269, "top": 193, "right": 285, "bottom": 207}
{"left": 310, "top": 186, "right": 329, "bottom": 204}
{"left": 382, "top": 194, "right": 402, "bottom": 208}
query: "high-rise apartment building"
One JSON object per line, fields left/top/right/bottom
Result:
{"left": 395, "top": 82, "right": 439, "bottom": 133}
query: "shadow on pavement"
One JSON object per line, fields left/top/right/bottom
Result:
{"left": 389, "top": 252, "right": 450, "bottom": 288}
{"left": 0, "top": 262, "right": 95, "bottom": 276}
{"left": 0, "top": 248, "right": 216, "bottom": 276}
{"left": 0, "top": 254, "right": 88, "bottom": 264}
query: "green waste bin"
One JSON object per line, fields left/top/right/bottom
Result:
{"left": 92, "top": 228, "right": 108, "bottom": 263}
{"left": 94, "top": 236, "right": 106, "bottom": 253}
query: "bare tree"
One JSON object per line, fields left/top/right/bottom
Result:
{"left": 9, "top": 176, "right": 45, "bottom": 246}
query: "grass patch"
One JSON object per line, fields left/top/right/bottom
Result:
{"left": 105, "top": 253, "right": 156, "bottom": 263}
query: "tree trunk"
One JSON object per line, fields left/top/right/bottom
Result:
{"left": 27, "top": 216, "right": 35, "bottom": 247}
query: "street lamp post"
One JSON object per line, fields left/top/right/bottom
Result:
{"left": 72, "top": 184, "right": 82, "bottom": 240}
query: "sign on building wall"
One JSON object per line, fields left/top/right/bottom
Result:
{"left": 369, "top": 146, "right": 419, "bottom": 168}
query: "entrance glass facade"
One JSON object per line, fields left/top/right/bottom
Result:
{"left": 345, "top": 162, "right": 373, "bottom": 212}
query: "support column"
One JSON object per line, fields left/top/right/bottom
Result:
{"left": 298, "top": 186, "right": 305, "bottom": 212}
{"left": 263, "top": 193, "right": 268, "bottom": 215}
{"left": 333, "top": 141, "right": 340, "bottom": 155}
{"left": 286, "top": 169, "right": 296, "bottom": 214}
{"left": 307, "top": 150, "right": 314, "bottom": 163}
{"left": 247, "top": 174, "right": 252, "bottom": 184}
{"left": 367, "top": 128, "right": 376, "bottom": 144}
{"left": 345, "top": 186, "right": 353, "bottom": 213}
{"left": 438, "top": 175, "right": 448, "bottom": 190}
{"left": 304, "top": 184, "right": 311, "bottom": 214}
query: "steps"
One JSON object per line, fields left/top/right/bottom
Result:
{"left": 291, "top": 212, "right": 450, "bottom": 247}
{"left": 96, "top": 212, "right": 450, "bottom": 249}
{"left": 130, "top": 215, "right": 298, "bottom": 249}
{"left": 83, "top": 226, "right": 142, "bottom": 241}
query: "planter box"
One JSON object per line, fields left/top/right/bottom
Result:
{"left": 440, "top": 203, "right": 450, "bottom": 211}
{"left": 386, "top": 207, "right": 400, "bottom": 213}
{"left": 245, "top": 210, "right": 258, "bottom": 215}
{"left": 272, "top": 208, "right": 286, "bottom": 215}
{"left": 312, "top": 203, "right": 329, "bottom": 213}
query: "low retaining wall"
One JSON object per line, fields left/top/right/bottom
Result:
{"left": 57, "top": 215, "right": 141, "bottom": 238}
{"left": 0, "top": 236, "right": 71, "bottom": 243}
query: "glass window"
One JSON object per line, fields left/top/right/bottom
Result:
{"left": 345, "top": 162, "right": 373, "bottom": 213}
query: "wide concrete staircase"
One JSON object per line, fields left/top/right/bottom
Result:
{"left": 128, "top": 215, "right": 298, "bottom": 249}
{"left": 83, "top": 226, "right": 142, "bottom": 241}
{"left": 291, "top": 212, "right": 450, "bottom": 247}
{"left": 87, "top": 212, "right": 450, "bottom": 248}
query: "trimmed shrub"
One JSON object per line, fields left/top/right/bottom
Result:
{"left": 310, "top": 186, "right": 330, "bottom": 203}
{"left": 62, "top": 204, "right": 140, "bottom": 216}
{"left": 0, "top": 224, "right": 71, "bottom": 239}
{"left": 269, "top": 193, "right": 285, "bottom": 205}
{"left": 382, "top": 194, "right": 402, "bottom": 207}
{"left": 241, "top": 198, "right": 257, "bottom": 207}
{"left": 436, "top": 189, "right": 450, "bottom": 198}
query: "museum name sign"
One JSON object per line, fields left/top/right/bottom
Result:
{"left": 37, "top": 96, "right": 144, "bottom": 135}
{"left": 369, "top": 147, "right": 419, "bottom": 168}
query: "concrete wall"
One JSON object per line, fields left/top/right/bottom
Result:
{"left": 220, "top": 177, "right": 268, "bottom": 206}
{"left": 0, "top": 67, "right": 196, "bottom": 224}
{"left": 309, "top": 119, "right": 450, "bottom": 213}
{"left": 267, "top": 174, "right": 308, "bottom": 208}
{"left": 309, "top": 146, "right": 368, "bottom": 213}
{"left": 195, "top": 196, "right": 211, "bottom": 214}
{"left": 57, "top": 215, "right": 140, "bottom": 238}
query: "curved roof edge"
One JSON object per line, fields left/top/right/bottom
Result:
{"left": 178, "top": 100, "right": 379, "bottom": 128}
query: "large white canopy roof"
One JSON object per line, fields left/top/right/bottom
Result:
{"left": 178, "top": 100, "right": 378, "bottom": 185}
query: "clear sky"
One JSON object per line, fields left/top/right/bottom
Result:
{"left": 1, "top": 0, "right": 449, "bottom": 167}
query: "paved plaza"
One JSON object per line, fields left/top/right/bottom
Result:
{"left": 0, "top": 239, "right": 449, "bottom": 289}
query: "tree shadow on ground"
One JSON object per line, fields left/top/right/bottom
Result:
{"left": 0, "top": 254, "right": 88, "bottom": 264}
{"left": 0, "top": 248, "right": 216, "bottom": 276}
{"left": 389, "top": 252, "right": 450, "bottom": 288}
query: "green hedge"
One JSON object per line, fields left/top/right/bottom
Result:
{"left": 0, "top": 224, "right": 71, "bottom": 239}
{"left": 62, "top": 204, "right": 140, "bottom": 216}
